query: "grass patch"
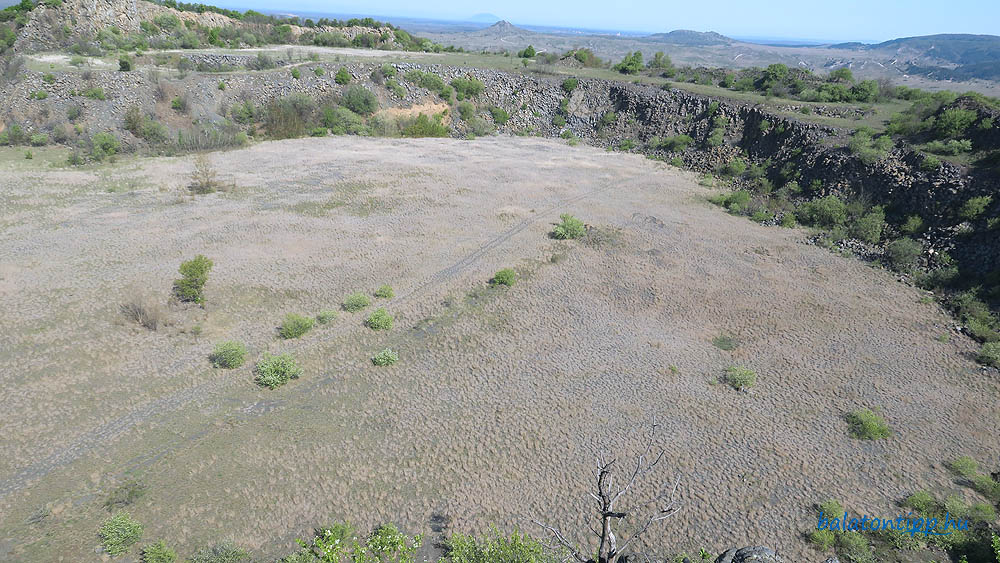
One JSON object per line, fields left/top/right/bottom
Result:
{"left": 316, "top": 310, "right": 338, "bottom": 324}
{"left": 103, "top": 481, "right": 147, "bottom": 512}
{"left": 374, "top": 284, "right": 394, "bottom": 298}
{"left": 209, "top": 341, "right": 246, "bottom": 369}
{"left": 845, "top": 408, "right": 891, "bottom": 440}
{"left": 254, "top": 353, "right": 302, "bottom": 389}
{"left": 141, "top": 540, "right": 177, "bottom": 563}
{"left": 712, "top": 334, "right": 737, "bottom": 351}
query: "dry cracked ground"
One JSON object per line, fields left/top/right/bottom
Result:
{"left": 0, "top": 136, "right": 998, "bottom": 561}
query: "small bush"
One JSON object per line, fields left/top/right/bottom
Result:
{"left": 83, "top": 87, "right": 106, "bottom": 100}
{"left": 172, "top": 255, "right": 213, "bottom": 304}
{"left": 884, "top": 238, "right": 922, "bottom": 272}
{"left": 798, "top": 195, "right": 847, "bottom": 228}
{"left": 442, "top": 529, "right": 552, "bottom": 562}
{"left": 959, "top": 195, "right": 992, "bottom": 220}
{"left": 845, "top": 408, "right": 891, "bottom": 440}
{"left": 254, "top": 353, "right": 302, "bottom": 389}
{"left": 450, "top": 77, "right": 484, "bottom": 100}
{"left": 552, "top": 213, "right": 585, "bottom": 239}
{"left": 142, "top": 540, "right": 177, "bottom": 563}
{"left": 835, "top": 532, "right": 875, "bottom": 563}
{"left": 343, "top": 292, "right": 371, "bottom": 312}
{"left": 403, "top": 113, "right": 448, "bottom": 137}
{"left": 901, "top": 215, "right": 924, "bottom": 235}
{"left": 491, "top": 268, "right": 516, "bottom": 286}
{"left": 170, "top": 96, "right": 187, "bottom": 112}
{"left": 457, "top": 101, "right": 475, "bottom": 121}
{"left": 314, "top": 66, "right": 324, "bottom": 76}
{"left": 119, "top": 56, "right": 132, "bottom": 71}
{"left": 948, "top": 456, "right": 980, "bottom": 478}
{"left": 91, "top": 131, "right": 120, "bottom": 161}
{"left": 851, "top": 206, "right": 885, "bottom": 244}
{"left": 489, "top": 106, "right": 509, "bottom": 125}
{"left": 209, "top": 341, "right": 246, "bottom": 369}
{"left": 712, "top": 334, "right": 737, "bottom": 351}
{"left": 279, "top": 313, "right": 315, "bottom": 339}
{"left": 342, "top": 85, "right": 378, "bottom": 115}
{"left": 187, "top": 542, "right": 251, "bottom": 563}
{"left": 904, "top": 490, "right": 937, "bottom": 514}
{"left": 316, "top": 310, "right": 337, "bottom": 324}
{"left": 100, "top": 512, "right": 143, "bottom": 556}
{"left": 104, "top": 480, "right": 147, "bottom": 511}
{"left": 364, "top": 307, "right": 394, "bottom": 331}
{"left": 374, "top": 284, "right": 394, "bottom": 298}
{"left": 335, "top": 67, "right": 351, "bottom": 84}
{"left": 978, "top": 342, "right": 1000, "bottom": 368}
{"left": 725, "top": 366, "right": 756, "bottom": 390}
{"left": 371, "top": 348, "right": 399, "bottom": 366}
{"left": 561, "top": 77, "right": 579, "bottom": 94}
{"left": 809, "top": 529, "right": 836, "bottom": 551}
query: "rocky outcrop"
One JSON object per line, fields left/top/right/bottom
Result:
{"left": 714, "top": 546, "right": 782, "bottom": 563}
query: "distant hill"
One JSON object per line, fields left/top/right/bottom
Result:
{"left": 642, "top": 29, "right": 733, "bottom": 45}
{"left": 827, "top": 34, "right": 1000, "bottom": 81}
{"left": 468, "top": 13, "right": 501, "bottom": 23}
{"left": 473, "top": 20, "right": 533, "bottom": 38}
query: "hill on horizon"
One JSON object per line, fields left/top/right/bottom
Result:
{"left": 642, "top": 29, "right": 733, "bottom": 45}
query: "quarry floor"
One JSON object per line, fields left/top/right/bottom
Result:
{"left": 0, "top": 136, "right": 997, "bottom": 561}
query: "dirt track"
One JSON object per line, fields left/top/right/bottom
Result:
{"left": 0, "top": 136, "right": 997, "bottom": 561}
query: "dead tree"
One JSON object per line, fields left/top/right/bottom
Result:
{"left": 535, "top": 418, "right": 681, "bottom": 563}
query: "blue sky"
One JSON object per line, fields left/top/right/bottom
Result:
{"left": 219, "top": 0, "right": 998, "bottom": 42}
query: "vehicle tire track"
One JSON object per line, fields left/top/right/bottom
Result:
{"left": 0, "top": 182, "right": 615, "bottom": 499}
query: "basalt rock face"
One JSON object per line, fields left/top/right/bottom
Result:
{"left": 714, "top": 546, "right": 783, "bottom": 563}
{"left": 1, "top": 60, "right": 997, "bottom": 273}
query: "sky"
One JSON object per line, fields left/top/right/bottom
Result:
{"left": 211, "top": 0, "right": 999, "bottom": 42}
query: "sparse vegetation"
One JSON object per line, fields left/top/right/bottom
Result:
{"left": 209, "top": 341, "right": 246, "bottom": 369}
{"left": 254, "top": 353, "right": 302, "bottom": 389}
{"left": 316, "top": 310, "right": 337, "bottom": 324}
{"left": 978, "top": 342, "right": 1000, "bottom": 367}
{"left": 141, "top": 540, "right": 177, "bottom": 563}
{"left": 374, "top": 284, "right": 395, "bottom": 298}
{"left": 120, "top": 293, "right": 163, "bottom": 330}
{"left": 104, "top": 481, "right": 147, "bottom": 512}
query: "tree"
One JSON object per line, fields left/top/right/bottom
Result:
{"left": 828, "top": 67, "right": 854, "bottom": 83}
{"left": 850, "top": 79, "right": 879, "bottom": 103}
{"left": 535, "top": 419, "right": 680, "bottom": 563}
{"left": 647, "top": 52, "right": 672, "bottom": 70}
{"left": 518, "top": 45, "right": 536, "bottom": 58}
{"left": 613, "top": 52, "right": 643, "bottom": 74}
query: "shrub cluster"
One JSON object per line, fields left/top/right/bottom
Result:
{"left": 371, "top": 348, "right": 399, "bottom": 366}
{"left": 209, "top": 341, "right": 246, "bottom": 369}
{"left": 343, "top": 292, "right": 371, "bottom": 312}
{"left": 365, "top": 308, "right": 393, "bottom": 330}
{"left": 845, "top": 408, "right": 891, "bottom": 440}
{"left": 491, "top": 268, "right": 516, "bottom": 286}
{"left": 100, "top": 512, "right": 143, "bottom": 556}
{"left": 279, "top": 313, "right": 315, "bottom": 339}
{"left": 172, "top": 255, "right": 213, "bottom": 304}
{"left": 551, "top": 213, "right": 585, "bottom": 239}
{"left": 254, "top": 353, "right": 302, "bottom": 389}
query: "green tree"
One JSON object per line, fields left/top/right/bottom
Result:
{"left": 934, "top": 107, "right": 977, "bottom": 139}
{"left": 613, "top": 51, "right": 643, "bottom": 74}
{"left": 828, "top": 67, "right": 854, "bottom": 83}
{"left": 647, "top": 51, "right": 672, "bottom": 70}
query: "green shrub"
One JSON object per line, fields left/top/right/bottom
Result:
{"left": 29, "top": 133, "right": 47, "bottom": 146}
{"left": 343, "top": 292, "right": 371, "bottom": 312}
{"left": 91, "top": 131, "right": 120, "bottom": 161}
{"left": 845, "top": 408, "right": 891, "bottom": 440}
{"left": 552, "top": 114, "right": 566, "bottom": 127}
{"left": 119, "top": 56, "right": 132, "bottom": 71}
{"left": 29, "top": 89, "right": 48, "bottom": 100}
{"left": 100, "top": 512, "right": 143, "bottom": 556}
{"left": 365, "top": 308, "right": 393, "bottom": 330}
{"left": 901, "top": 215, "right": 925, "bottom": 234}
{"left": 959, "top": 195, "right": 992, "bottom": 220}
{"left": 948, "top": 455, "right": 980, "bottom": 478}
{"left": 725, "top": 366, "right": 756, "bottom": 390}
{"left": 798, "top": 195, "right": 847, "bottom": 229}
{"left": 170, "top": 96, "right": 187, "bottom": 112}
{"left": 42, "top": 73, "right": 55, "bottom": 83}
{"left": 450, "top": 77, "right": 484, "bottom": 100}
{"left": 380, "top": 63, "right": 396, "bottom": 78}
{"left": 291, "top": 67, "right": 300, "bottom": 79}
{"left": 342, "top": 85, "right": 378, "bottom": 115}
{"left": 835, "top": 532, "right": 875, "bottom": 563}
{"left": 335, "top": 67, "right": 351, "bottom": 84}
{"left": 84, "top": 86, "right": 106, "bottom": 100}
{"left": 884, "top": 238, "right": 922, "bottom": 272}
{"left": 600, "top": 111, "right": 617, "bottom": 127}
{"left": 442, "top": 528, "right": 555, "bottom": 563}
{"left": 851, "top": 206, "right": 885, "bottom": 244}
{"left": 371, "top": 348, "right": 399, "bottom": 366}
{"left": 142, "top": 540, "right": 177, "bottom": 563}
{"left": 457, "top": 101, "right": 475, "bottom": 121}
{"left": 209, "top": 341, "right": 246, "bottom": 369}
{"left": 403, "top": 113, "right": 448, "bottom": 137}
{"left": 934, "top": 107, "right": 977, "bottom": 139}
{"left": 903, "top": 490, "right": 937, "bottom": 514}
{"left": 322, "top": 105, "right": 365, "bottom": 135}
{"left": 254, "top": 353, "right": 302, "bottom": 389}
{"left": 709, "top": 190, "right": 751, "bottom": 214}
{"left": 279, "top": 313, "right": 315, "bottom": 339}
{"left": 561, "top": 77, "right": 579, "bottom": 94}
{"left": 978, "top": 342, "right": 1000, "bottom": 368}
{"left": 652, "top": 134, "right": 693, "bottom": 152}
{"left": 925, "top": 138, "right": 972, "bottom": 155}
{"left": 808, "top": 529, "right": 836, "bottom": 551}
{"left": 491, "top": 268, "right": 516, "bottom": 286}
{"left": 489, "top": 106, "right": 509, "bottom": 126}
{"left": 386, "top": 79, "right": 406, "bottom": 98}
{"left": 818, "top": 499, "right": 844, "bottom": 517}
{"left": 314, "top": 66, "right": 324, "bottom": 76}
{"left": 848, "top": 127, "right": 893, "bottom": 164}
{"left": 712, "top": 334, "right": 737, "bottom": 350}
{"left": 316, "top": 310, "right": 337, "bottom": 324}
{"left": 374, "top": 284, "right": 394, "bottom": 298}
{"left": 172, "top": 255, "right": 213, "bottom": 304}
{"left": 551, "top": 213, "right": 585, "bottom": 239}
{"left": 920, "top": 154, "right": 941, "bottom": 171}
